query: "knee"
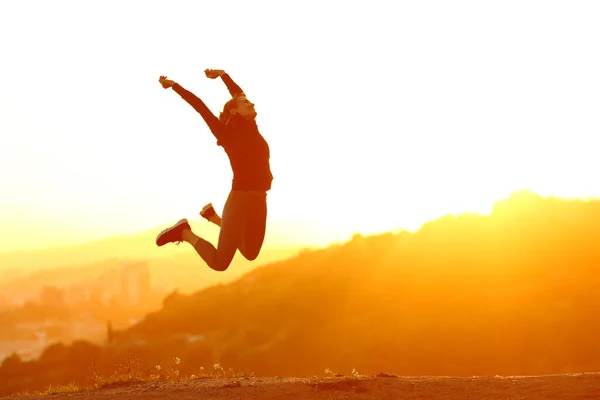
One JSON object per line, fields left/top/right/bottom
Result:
{"left": 241, "top": 248, "right": 260, "bottom": 261}
{"left": 212, "top": 260, "right": 231, "bottom": 272}
{"left": 209, "top": 255, "right": 232, "bottom": 272}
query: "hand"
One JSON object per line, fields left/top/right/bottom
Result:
{"left": 159, "top": 75, "right": 175, "bottom": 89}
{"left": 204, "top": 69, "right": 225, "bottom": 79}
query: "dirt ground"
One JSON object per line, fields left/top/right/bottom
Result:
{"left": 3, "top": 373, "right": 600, "bottom": 400}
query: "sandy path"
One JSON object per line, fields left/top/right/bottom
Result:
{"left": 3, "top": 373, "right": 600, "bottom": 400}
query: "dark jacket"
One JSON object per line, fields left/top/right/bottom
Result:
{"left": 172, "top": 74, "right": 273, "bottom": 191}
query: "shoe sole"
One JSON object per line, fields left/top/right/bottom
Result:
{"left": 200, "top": 203, "right": 216, "bottom": 219}
{"left": 156, "top": 218, "right": 189, "bottom": 246}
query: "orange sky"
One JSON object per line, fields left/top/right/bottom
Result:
{"left": 1, "top": 0, "right": 599, "bottom": 253}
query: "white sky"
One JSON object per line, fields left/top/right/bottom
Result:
{"left": 1, "top": 0, "right": 599, "bottom": 253}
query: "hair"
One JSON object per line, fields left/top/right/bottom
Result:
{"left": 219, "top": 94, "right": 245, "bottom": 125}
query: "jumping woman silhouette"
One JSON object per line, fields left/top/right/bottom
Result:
{"left": 156, "top": 69, "right": 273, "bottom": 272}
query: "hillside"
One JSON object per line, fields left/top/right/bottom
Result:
{"left": 115, "top": 190, "right": 600, "bottom": 375}
{"left": 2, "top": 190, "right": 600, "bottom": 397}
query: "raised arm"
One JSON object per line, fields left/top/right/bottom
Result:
{"left": 158, "top": 75, "right": 224, "bottom": 139}
{"left": 204, "top": 69, "right": 245, "bottom": 98}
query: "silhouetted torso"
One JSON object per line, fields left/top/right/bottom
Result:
{"left": 172, "top": 78, "right": 273, "bottom": 191}
{"left": 217, "top": 116, "right": 273, "bottom": 191}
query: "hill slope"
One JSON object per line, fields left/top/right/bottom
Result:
{"left": 115, "top": 190, "right": 600, "bottom": 376}
{"left": 2, "top": 190, "right": 600, "bottom": 397}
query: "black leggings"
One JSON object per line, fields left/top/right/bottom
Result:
{"left": 193, "top": 190, "right": 267, "bottom": 271}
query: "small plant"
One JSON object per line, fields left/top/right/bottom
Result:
{"left": 214, "top": 363, "right": 225, "bottom": 376}
{"left": 145, "top": 356, "right": 184, "bottom": 382}
{"left": 13, "top": 355, "right": 255, "bottom": 397}
{"left": 43, "top": 382, "right": 84, "bottom": 395}
{"left": 324, "top": 368, "right": 344, "bottom": 377}
{"left": 14, "top": 384, "right": 87, "bottom": 398}
{"left": 90, "top": 352, "right": 145, "bottom": 388}
{"left": 149, "top": 362, "right": 163, "bottom": 380}
{"left": 187, "top": 363, "right": 253, "bottom": 380}
{"left": 165, "top": 356, "right": 182, "bottom": 380}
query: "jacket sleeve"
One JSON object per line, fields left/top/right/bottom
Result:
{"left": 221, "top": 73, "right": 245, "bottom": 98}
{"left": 172, "top": 83, "right": 224, "bottom": 140}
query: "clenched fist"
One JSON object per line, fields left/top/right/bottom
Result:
{"left": 159, "top": 75, "right": 175, "bottom": 89}
{"left": 204, "top": 69, "right": 225, "bottom": 79}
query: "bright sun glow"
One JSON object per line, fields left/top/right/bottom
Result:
{"left": 0, "top": 0, "right": 599, "bottom": 253}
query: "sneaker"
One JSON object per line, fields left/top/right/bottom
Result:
{"left": 156, "top": 218, "right": 191, "bottom": 247}
{"left": 200, "top": 203, "right": 216, "bottom": 220}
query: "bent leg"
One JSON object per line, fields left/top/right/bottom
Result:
{"left": 192, "top": 191, "right": 246, "bottom": 271}
{"left": 238, "top": 191, "right": 267, "bottom": 261}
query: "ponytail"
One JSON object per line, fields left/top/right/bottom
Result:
{"left": 219, "top": 95, "right": 243, "bottom": 125}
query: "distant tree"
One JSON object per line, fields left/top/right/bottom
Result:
{"left": 163, "top": 289, "right": 185, "bottom": 308}
{"left": 107, "top": 320, "right": 114, "bottom": 343}
{"left": 0, "top": 352, "right": 21, "bottom": 370}
{"left": 39, "top": 342, "right": 69, "bottom": 365}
